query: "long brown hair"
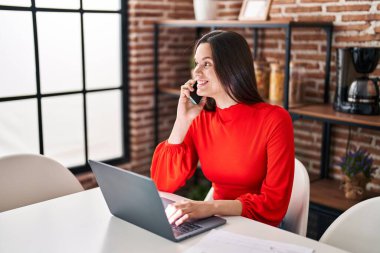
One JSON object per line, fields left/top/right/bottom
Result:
{"left": 195, "top": 30, "right": 263, "bottom": 111}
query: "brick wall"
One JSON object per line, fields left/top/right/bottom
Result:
{"left": 77, "top": 0, "right": 380, "bottom": 191}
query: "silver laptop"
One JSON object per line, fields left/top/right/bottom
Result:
{"left": 89, "top": 160, "right": 226, "bottom": 242}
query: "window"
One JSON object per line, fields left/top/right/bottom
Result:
{"left": 0, "top": 0, "right": 129, "bottom": 173}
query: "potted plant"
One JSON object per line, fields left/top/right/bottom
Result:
{"left": 337, "top": 147, "right": 376, "bottom": 200}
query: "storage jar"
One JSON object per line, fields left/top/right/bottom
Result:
{"left": 254, "top": 60, "right": 270, "bottom": 99}
{"left": 269, "top": 62, "right": 285, "bottom": 102}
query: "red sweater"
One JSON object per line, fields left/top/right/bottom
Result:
{"left": 151, "top": 102, "right": 294, "bottom": 226}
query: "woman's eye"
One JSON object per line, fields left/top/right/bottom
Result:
{"left": 194, "top": 61, "right": 211, "bottom": 69}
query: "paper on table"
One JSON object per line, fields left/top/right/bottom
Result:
{"left": 184, "top": 230, "right": 315, "bottom": 253}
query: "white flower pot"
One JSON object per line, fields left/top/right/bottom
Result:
{"left": 193, "top": 0, "right": 217, "bottom": 21}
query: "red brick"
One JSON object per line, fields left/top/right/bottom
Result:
{"left": 141, "top": 19, "right": 156, "bottom": 25}
{"left": 219, "top": 11, "right": 241, "bottom": 17}
{"left": 76, "top": 172, "right": 98, "bottom": 190}
{"left": 264, "top": 33, "right": 286, "bottom": 40}
{"left": 294, "top": 34, "right": 326, "bottom": 41}
{"left": 285, "top": 6, "right": 322, "bottom": 13}
{"left": 334, "top": 24, "right": 371, "bottom": 32}
{"left": 129, "top": 44, "right": 153, "bottom": 50}
{"left": 262, "top": 52, "right": 286, "bottom": 60}
{"left": 220, "top": 2, "right": 242, "bottom": 9}
{"left": 297, "top": 15, "right": 336, "bottom": 22}
{"left": 270, "top": 7, "right": 282, "bottom": 14}
{"left": 168, "top": 13, "right": 194, "bottom": 19}
{"left": 295, "top": 62, "right": 320, "bottom": 69}
{"left": 132, "top": 3, "right": 169, "bottom": 10}
{"left": 294, "top": 120, "right": 323, "bottom": 132}
{"left": 291, "top": 44, "right": 319, "bottom": 51}
{"left": 129, "top": 27, "right": 154, "bottom": 33}
{"left": 174, "top": 5, "right": 193, "bottom": 12}
{"left": 342, "top": 14, "right": 380, "bottom": 22}
{"left": 304, "top": 72, "right": 326, "bottom": 79}
{"left": 326, "top": 4, "right": 371, "bottom": 12}
{"left": 296, "top": 54, "right": 328, "bottom": 61}
{"left": 130, "top": 151, "right": 152, "bottom": 163}
{"left": 130, "top": 11, "right": 163, "bottom": 18}
{"left": 273, "top": 0, "right": 296, "bottom": 4}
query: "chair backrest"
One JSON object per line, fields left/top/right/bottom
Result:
{"left": 282, "top": 158, "right": 310, "bottom": 236}
{"left": 204, "top": 158, "right": 310, "bottom": 236}
{"left": 0, "top": 154, "right": 84, "bottom": 212}
{"left": 319, "top": 196, "right": 380, "bottom": 253}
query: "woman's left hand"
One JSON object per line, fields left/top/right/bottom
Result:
{"left": 165, "top": 200, "right": 215, "bottom": 226}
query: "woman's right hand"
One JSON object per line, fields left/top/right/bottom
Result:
{"left": 177, "top": 80, "right": 206, "bottom": 123}
{"left": 167, "top": 80, "right": 206, "bottom": 144}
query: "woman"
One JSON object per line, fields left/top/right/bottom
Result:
{"left": 151, "top": 30, "right": 294, "bottom": 227}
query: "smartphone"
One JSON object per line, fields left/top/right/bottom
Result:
{"left": 189, "top": 82, "right": 203, "bottom": 104}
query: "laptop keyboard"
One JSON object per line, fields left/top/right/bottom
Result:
{"left": 171, "top": 222, "right": 202, "bottom": 234}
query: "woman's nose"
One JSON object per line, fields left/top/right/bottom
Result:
{"left": 193, "top": 64, "right": 202, "bottom": 74}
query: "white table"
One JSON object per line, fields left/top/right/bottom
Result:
{"left": 0, "top": 188, "right": 348, "bottom": 253}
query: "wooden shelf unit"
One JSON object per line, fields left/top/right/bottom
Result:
{"left": 290, "top": 104, "right": 380, "bottom": 129}
{"left": 290, "top": 103, "right": 380, "bottom": 180}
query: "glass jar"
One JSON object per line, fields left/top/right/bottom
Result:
{"left": 269, "top": 62, "right": 285, "bottom": 102}
{"left": 289, "top": 62, "right": 304, "bottom": 105}
{"left": 254, "top": 60, "right": 270, "bottom": 99}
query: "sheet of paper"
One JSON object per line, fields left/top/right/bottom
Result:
{"left": 184, "top": 230, "right": 314, "bottom": 253}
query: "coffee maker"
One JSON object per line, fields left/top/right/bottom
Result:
{"left": 334, "top": 47, "right": 380, "bottom": 115}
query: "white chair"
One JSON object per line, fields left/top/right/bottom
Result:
{"left": 0, "top": 154, "right": 84, "bottom": 212}
{"left": 319, "top": 196, "right": 380, "bottom": 253}
{"left": 204, "top": 158, "right": 310, "bottom": 236}
{"left": 282, "top": 158, "right": 310, "bottom": 236}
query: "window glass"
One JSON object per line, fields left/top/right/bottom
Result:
{"left": 84, "top": 13, "right": 121, "bottom": 90}
{"left": 0, "top": 1, "right": 127, "bottom": 171}
{"left": 35, "top": 0, "right": 80, "bottom": 9}
{"left": 87, "top": 90, "right": 123, "bottom": 161}
{"left": 82, "top": 0, "right": 120, "bottom": 11}
{"left": 37, "top": 12, "right": 82, "bottom": 94}
{"left": 0, "top": 0, "right": 30, "bottom": 7}
{"left": 0, "top": 10, "right": 36, "bottom": 97}
{"left": 0, "top": 99, "right": 39, "bottom": 156}
{"left": 42, "top": 94, "right": 85, "bottom": 167}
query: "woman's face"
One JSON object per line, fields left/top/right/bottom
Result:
{"left": 193, "top": 43, "right": 226, "bottom": 100}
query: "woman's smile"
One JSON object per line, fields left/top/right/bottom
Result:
{"left": 196, "top": 79, "right": 208, "bottom": 91}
